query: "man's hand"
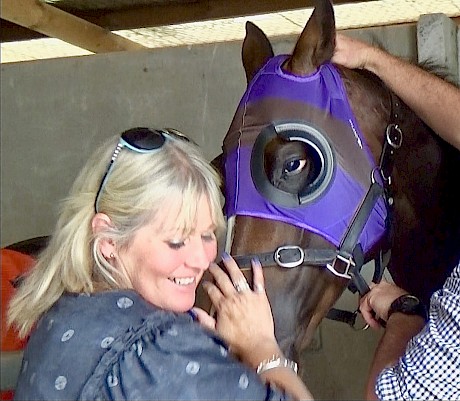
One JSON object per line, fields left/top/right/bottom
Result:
{"left": 360, "top": 281, "right": 408, "bottom": 329}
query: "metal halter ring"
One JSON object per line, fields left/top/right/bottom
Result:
{"left": 351, "top": 310, "right": 370, "bottom": 331}
{"left": 234, "top": 278, "right": 250, "bottom": 292}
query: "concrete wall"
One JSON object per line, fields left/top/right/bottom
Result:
{"left": 417, "top": 13, "right": 459, "bottom": 84}
{"left": 1, "top": 23, "right": 418, "bottom": 247}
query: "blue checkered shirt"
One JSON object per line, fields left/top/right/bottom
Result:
{"left": 376, "top": 260, "right": 460, "bottom": 400}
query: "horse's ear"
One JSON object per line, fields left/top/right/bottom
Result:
{"left": 242, "top": 21, "right": 274, "bottom": 84}
{"left": 286, "top": 0, "right": 336, "bottom": 75}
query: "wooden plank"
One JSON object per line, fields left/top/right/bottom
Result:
{"left": 1, "top": 0, "right": 146, "bottom": 52}
{"left": 74, "top": 0, "right": 376, "bottom": 30}
{"left": 1, "top": 0, "right": 375, "bottom": 43}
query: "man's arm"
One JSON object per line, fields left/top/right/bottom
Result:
{"left": 359, "top": 281, "right": 426, "bottom": 400}
{"left": 332, "top": 33, "right": 460, "bottom": 151}
{"left": 364, "top": 313, "right": 425, "bottom": 400}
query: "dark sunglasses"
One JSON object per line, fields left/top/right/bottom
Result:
{"left": 94, "top": 127, "right": 190, "bottom": 213}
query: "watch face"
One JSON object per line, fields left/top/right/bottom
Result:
{"left": 399, "top": 295, "right": 421, "bottom": 313}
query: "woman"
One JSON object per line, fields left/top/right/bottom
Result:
{"left": 8, "top": 127, "right": 312, "bottom": 400}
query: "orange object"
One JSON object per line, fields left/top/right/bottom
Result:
{"left": 0, "top": 390, "right": 15, "bottom": 401}
{"left": 1, "top": 248, "right": 35, "bottom": 400}
{"left": 1, "top": 248, "right": 35, "bottom": 351}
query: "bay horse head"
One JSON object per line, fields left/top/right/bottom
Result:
{"left": 213, "top": 0, "right": 460, "bottom": 364}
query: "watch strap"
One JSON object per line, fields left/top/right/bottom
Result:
{"left": 388, "top": 294, "right": 427, "bottom": 321}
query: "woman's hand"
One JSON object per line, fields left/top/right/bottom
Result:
{"left": 194, "top": 254, "right": 278, "bottom": 368}
{"left": 194, "top": 254, "right": 314, "bottom": 401}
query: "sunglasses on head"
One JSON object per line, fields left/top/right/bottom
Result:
{"left": 94, "top": 127, "right": 190, "bottom": 213}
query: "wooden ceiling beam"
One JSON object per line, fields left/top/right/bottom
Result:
{"left": 1, "top": 0, "right": 146, "bottom": 52}
{"left": 2, "top": 0, "right": 456, "bottom": 45}
{"left": 1, "top": 0, "right": 375, "bottom": 43}
{"left": 76, "top": 0, "right": 374, "bottom": 31}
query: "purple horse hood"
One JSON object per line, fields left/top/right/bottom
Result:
{"left": 223, "top": 55, "right": 387, "bottom": 253}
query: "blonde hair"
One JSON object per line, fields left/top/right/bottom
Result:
{"left": 8, "top": 129, "right": 225, "bottom": 338}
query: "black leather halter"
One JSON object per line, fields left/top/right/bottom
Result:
{"left": 229, "top": 92, "right": 403, "bottom": 328}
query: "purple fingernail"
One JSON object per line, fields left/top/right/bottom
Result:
{"left": 221, "top": 251, "right": 231, "bottom": 261}
{"left": 251, "top": 257, "right": 262, "bottom": 268}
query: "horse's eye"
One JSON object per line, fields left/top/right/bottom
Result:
{"left": 284, "top": 159, "right": 306, "bottom": 175}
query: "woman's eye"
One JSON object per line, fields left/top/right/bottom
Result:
{"left": 202, "top": 232, "right": 216, "bottom": 242}
{"left": 166, "top": 232, "right": 216, "bottom": 249}
{"left": 167, "top": 240, "right": 186, "bottom": 250}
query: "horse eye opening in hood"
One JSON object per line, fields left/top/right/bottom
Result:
{"left": 251, "top": 121, "right": 336, "bottom": 208}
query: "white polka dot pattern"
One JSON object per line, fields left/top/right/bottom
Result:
{"left": 117, "top": 297, "right": 133, "bottom": 309}
{"left": 238, "top": 373, "right": 249, "bottom": 389}
{"left": 13, "top": 290, "right": 283, "bottom": 401}
{"left": 61, "top": 329, "right": 74, "bottom": 342}
{"left": 21, "top": 360, "right": 28, "bottom": 373}
{"left": 219, "top": 345, "right": 228, "bottom": 357}
{"left": 55, "top": 375, "right": 67, "bottom": 390}
{"left": 134, "top": 341, "right": 143, "bottom": 357}
{"left": 167, "top": 327, "right": 178, "bottom": 336}
{"left": 101, "top": 336, "right": 114, "bottom": 348}
{"left": 107, "top": 373, "right": 118, "bottom": 388}
{"left": 185, "top": 361, "right": 200, "bottom": 375}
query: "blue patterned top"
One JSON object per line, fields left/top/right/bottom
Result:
{"left": 14, "top": 290, "right": 288, "bottom": 400}
{"left": 376, "top": 260, "right": 460, "bottom": 400}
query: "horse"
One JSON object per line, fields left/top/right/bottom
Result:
{"left": 211, "top": 0, "right": 460, "bottom": 365}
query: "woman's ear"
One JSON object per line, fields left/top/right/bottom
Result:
{"left": 92, "top": 213, "right": 116, "bottom": 259}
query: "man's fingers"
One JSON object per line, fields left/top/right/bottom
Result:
{"left": 359, "top": 294, "right": 383, "bottom": 330}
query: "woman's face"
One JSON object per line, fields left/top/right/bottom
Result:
{"left": 119, "top": 195, "right": 218, "bottom": 312}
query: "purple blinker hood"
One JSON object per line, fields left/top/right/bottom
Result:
{"left": 223, "top": 55, "right": 387, "bottom": 253}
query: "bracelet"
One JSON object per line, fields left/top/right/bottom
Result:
{"left": 256, "top": 355, "right": 298, "bottom": 375}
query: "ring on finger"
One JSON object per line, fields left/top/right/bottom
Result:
{"left": 234, "top": 278, "right": 250, "bottom": 293}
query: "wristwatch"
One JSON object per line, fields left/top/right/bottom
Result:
{"left": 388, "top": 294, "right": 427, "bottom": 321}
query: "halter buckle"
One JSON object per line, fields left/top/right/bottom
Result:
{"left": 386, "top": 124, "right": 403, "bottom": 149}
{"left": 326, "top": 253, "right": 354, "bottom": 279}
{"left": 274, "top": 246, "right": 305, "bottom": 268}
